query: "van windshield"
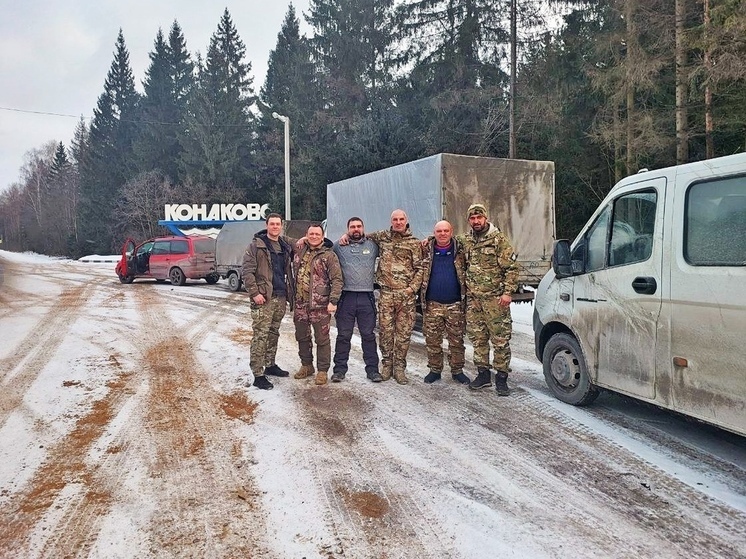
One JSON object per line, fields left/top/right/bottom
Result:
{"left": 193, "top": 239, "right": 216, "bottom": 253}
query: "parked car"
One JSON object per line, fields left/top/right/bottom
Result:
{"left": 115, "top": 235, "right": 219, "bottom": 286}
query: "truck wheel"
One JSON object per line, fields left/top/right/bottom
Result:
{"left": 169, "top": 267, "right": 186, "bottom": 286}
{"left": 119, "top": 274, "right": 134, "bottom": 284}
{"left": 228, "top": 272, "right": 241, "bottom": 292}
{"left": 205, "top": 273, "right": 219, "bottom": 285}
{"left": 542, "top": 333, "right": 599, "bottom": 406}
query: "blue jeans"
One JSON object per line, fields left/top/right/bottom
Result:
{"left": 333, "top": 291, "right": 379, "bottom": 375}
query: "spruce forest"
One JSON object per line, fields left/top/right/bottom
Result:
{"left": 1, "top": 0, "right": 745, "bottom": 257}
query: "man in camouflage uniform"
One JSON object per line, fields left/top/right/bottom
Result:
{"left": 366, "top": 209, "right": 424, "bottom": 384}
{"left": 292, "top": 223, "right": 344, "bottom": 386}
{"left": 462, "top": 204, "right": 519, "bottom": 395}
{"left": 420, "top": 220, "right": 471, "bottom": 385}
{"left": 241, "top": 213, "right": 295, "bottom": 390}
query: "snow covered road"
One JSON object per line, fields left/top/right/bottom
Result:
{"left": 1, "top": 250, "right": 744, "bottom": 558}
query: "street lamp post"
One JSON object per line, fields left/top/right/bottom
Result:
{"left": 272, "top": 112, "right": 291, "bottom": 221}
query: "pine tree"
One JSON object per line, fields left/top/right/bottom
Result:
{"left": 179, "top": 10, "right": 255, "bottom": 193}
{"left": 134, "top": 22, "right": 195, "bottom": 182}
{"left": 256, "top": 3, "right": 323, "bottom": 218}
{"left": 307, "top": 0, "right": 398, "bottom": 123}
{"left": 46, "top": 143, "right": 79, "bottom": 255}
{"left": 395, "top": 0, "right": 511, "bottom": 156}
{"left": 78, "top": 29, "right": 140, "bottom": 254}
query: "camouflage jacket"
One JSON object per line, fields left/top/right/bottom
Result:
{"left": 367, "top": 227, "right": 424, "bottom": 292}
{"left": 420, "top": 237, "right": 467, "bottom": 312}
{"left": 241, "top": 231, "right": 295, "bottom": 307}
{"left": 292, "top": 239, "right": 343, "bottom": 310}
{"left": 460, "top": 223, "right": 518, "bottom": 297}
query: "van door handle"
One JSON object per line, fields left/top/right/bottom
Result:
{"left": 632, "top": 276, "right": 657, "bottom": 294}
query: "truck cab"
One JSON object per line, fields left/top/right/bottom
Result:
{"left": 533, "top": 154, "right": 746, "bottom": 436}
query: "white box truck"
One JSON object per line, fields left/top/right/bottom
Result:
{"left": 326, "top": 153, "right": 555, "bottom": 298}
{"left": 533, "top": 153, "right": 746, "bottom": 436}
{"left": 215, "top": 219, "right": 315, "bottom": 291}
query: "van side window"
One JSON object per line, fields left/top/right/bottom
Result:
{"left": 608, "top": 191, "right": 657, "bottom": 267}
{"left": 170, "top": 240, "right": 189, "bottom": 255}
{"left": 152, "top": 241, "right": 170, "bottom": 255}
{"left": 686, "top": 176, "right": 746, "bottom": 266}
{"left": 584, "top": 205, "right": 611, "bottom": 272}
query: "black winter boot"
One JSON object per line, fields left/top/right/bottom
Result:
{"left": 495, "top": 371, "right": 510, "bottom": 396}
{"left": 451, "top": 371, "right": 471, "bottom": 385}
{"left": 424, "top": 371, "right": 442, "bottom": 384}
{"left": 253, "top": 375, "right": 274, "bottom": 390}
{"left": 264, "top": 364, "right": 290, "bottom": 377}
{"left": 469, "top": 368, "right": 492, "bottom": 390}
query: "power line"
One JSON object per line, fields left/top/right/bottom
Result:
{"left": 0, "top": 106, "right": 88, "bottom": 120}
{"left": 0, "top": 105, "right": 258, "bottom": 128}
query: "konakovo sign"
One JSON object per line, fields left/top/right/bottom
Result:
{"left": 164, "top": 203, "right": 271, "bottom": 221}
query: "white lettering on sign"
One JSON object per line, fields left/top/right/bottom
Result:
{"left": 164, "top": 204, "right": 270, "bottom": 221}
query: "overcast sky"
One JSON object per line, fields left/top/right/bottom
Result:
{"left": 0, "top": 0, "right": 311, "bottom": 193}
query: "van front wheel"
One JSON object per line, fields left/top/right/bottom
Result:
{"left": 542, "top": 333, "right": 598, "bottom": 406}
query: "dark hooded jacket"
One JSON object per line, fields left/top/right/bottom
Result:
{"left": 241, "top": 230, "right": 295, "bottom": 307}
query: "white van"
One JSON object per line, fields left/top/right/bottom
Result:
{"left": 533, "top": 154, "right": 746, "bottom": 436}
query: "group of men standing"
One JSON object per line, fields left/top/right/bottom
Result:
{"left": 240, "top": 203, "right": 518, "bottom": 398}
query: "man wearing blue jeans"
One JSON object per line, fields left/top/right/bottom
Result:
{"left": 332, "top": 217, "right": 381, "bottom": 382}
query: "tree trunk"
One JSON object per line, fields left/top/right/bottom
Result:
{"left": 626, "top": 0, "right": 636, "bottom": 175}
{"left": 675, "top": 0, "right": 689, "bottom": 164}
{"left": 509, "top": 0, "right": 517, "bottom": 159}
{"left": 703, "top": 0, "right": 714, "bottom": 159}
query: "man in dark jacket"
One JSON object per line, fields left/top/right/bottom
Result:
{"left": 291, "top": 223, "right": 343, "bottom": 385}
{"left": 241, "top": 213, "right": 295, "bottom": 390}
{"left": 420, "top": 220, "right": 470, "bottom": 385}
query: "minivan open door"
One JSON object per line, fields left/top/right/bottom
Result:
{"left": 118, "top": 238, "right": 137, "bottom": 283}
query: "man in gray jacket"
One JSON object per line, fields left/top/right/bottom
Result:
{"left": 332, "top": 217, "right": 381, "bottom": 382}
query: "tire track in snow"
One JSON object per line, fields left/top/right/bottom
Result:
{"left": 375, "top": 372, "right": 746, "bottom": 558}
{"left": 0, "top": 355, "right": 142, "bottom": 557}
{"left": 0, "top": 283, "right": 93, "bottom": 427}
{"left": 292, "top": 385, "right": 459, "bottom": 558}
{"left": 126, "top": 289, "right": 271, "bottom": 557}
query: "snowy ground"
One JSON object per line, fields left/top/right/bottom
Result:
{"left": 0, "top": 250, "right": 745, "bottom": 558}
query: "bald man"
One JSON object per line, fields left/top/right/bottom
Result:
{"left": 420, "top": 220, "right": 470, "bottom": 385}
{"left": 365, "top": 209, "right": 424, "bottom": 384}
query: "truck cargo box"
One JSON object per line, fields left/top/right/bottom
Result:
{"left": 326, "top": 153, "right": 555, "bottom": 291}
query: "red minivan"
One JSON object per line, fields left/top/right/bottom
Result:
{"left": 115, "top": 235, "right": 219, "bottom": 286}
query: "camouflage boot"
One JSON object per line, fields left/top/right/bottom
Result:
{"left": 380, "top": 365, "right": 393, "bottom": 381}
{"left": 495, "top": 370, "right": 510, "bottom": 396}
{"left": 294, "top": 364, "right": 315, "bottom": 379}
{"left": 393, "top": 370, "right": 409, "bottom": 385}
{"left": 315, "top": 370, "right": 328, "bottom": 385}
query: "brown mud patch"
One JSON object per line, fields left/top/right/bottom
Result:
{"left": 220, "top": 391, "right": 258, "bottom": 424}
{"left": 338, "top": 488, "right": 390, "bottom": 519}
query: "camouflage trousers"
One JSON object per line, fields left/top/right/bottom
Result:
{"left": 466, "top": 295, "right": 512, "bottom": 373}
{"left": 294, "top": 305, "right": 332, "bottom": 372}
{"left": 423, "top": 301, "right": 466, "bottom": 373}
{"left": 378, "top": 289, "right": 416, "bottom": 377}
{"left": 250, "top": 295, "right": 287, "bottom": 375}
